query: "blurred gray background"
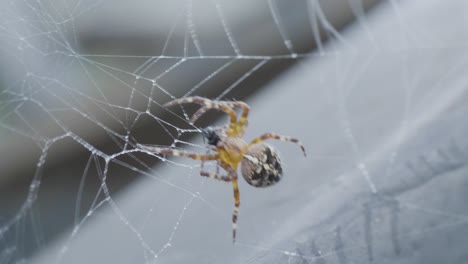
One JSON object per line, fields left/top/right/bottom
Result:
{"left": 1, "top": 0, "right": 468, "bottom": 263}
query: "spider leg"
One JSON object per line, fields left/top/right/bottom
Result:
{"left": 218, "top": 164, "right": 240, "bottom": 243}
{"left": 189, "top": 101, "right": 249, "bottom": 137}
{"left": 199, "top": 171, "right": 233, "bottom": 182}
{"left": 138, "top": 144, "right": 219, "bottom": 161}
{"left": 164, "top": 96, "right": 215, "bottom": 108}
{"left": 164, "top": 97, "right": 238, "bottom": 135}
{"left": 199, "top": 151, "right": 229, "bottom": 181}
{"left": 164, "top": 96, "right": 237, "bottom": 123}
{"left": 248, "top": 133, "right": 307, "bottom": 156}
{"left": 214, "top": 159, "right": 220, "bottom": 175}
{"left": 190, "top": 106, "right": 214, "bottom": 123}
{"left": 222, "top": 101, "right": 250, "bottom": 136}
{"left": 190, "top": 101, "right": 250, "bottom": 125}
{"left": 199, "top": 161, "right": 240, "bottom": 241}
{"left": 232, "top": 176, "right": 240, "bottom": 243}
{"left": 226, "top": 101, "right": 250, "bottom": 132}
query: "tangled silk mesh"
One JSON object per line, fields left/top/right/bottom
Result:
{"left": 1, "top": 0, "right": 468, "bottom": 263}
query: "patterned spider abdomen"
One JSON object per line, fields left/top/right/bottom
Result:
{"left": 241, "top": 143, "right": 283, "bottom": 187}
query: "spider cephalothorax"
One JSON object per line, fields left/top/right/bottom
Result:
{"left": 201, "top": 127, "right": 220, "bottom": 146}
{"left": 138, "top": 97, "right": 306, "bottom": 242}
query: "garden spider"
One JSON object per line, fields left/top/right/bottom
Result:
{"left": 138, "top": 97, "right": 306, "bottom": 242}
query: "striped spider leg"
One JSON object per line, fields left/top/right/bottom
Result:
{"left": 247, "top": 133, "right": 307, "bottom": 156}
{"left": 137, "top": 145, "right": 219, "bottom": 162}
{"left": 190, "top": 100, "right": 250, "bottom": 136}
{"left": 164, "top": 97, "right": 239, "bottom": 136}
{"left": 164, "top": 97, "right": 249, "bottom": 137}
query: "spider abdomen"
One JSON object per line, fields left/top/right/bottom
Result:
{"left": 241, "top": 143, "right": 283, "bottom": 187}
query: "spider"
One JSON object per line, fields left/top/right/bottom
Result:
{"left": 138, "top": 97, "right": 306, "bottom": 242}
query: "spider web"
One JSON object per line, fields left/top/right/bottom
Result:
{"left": 1, "top": 0, "right": 468, "bottom": 263}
